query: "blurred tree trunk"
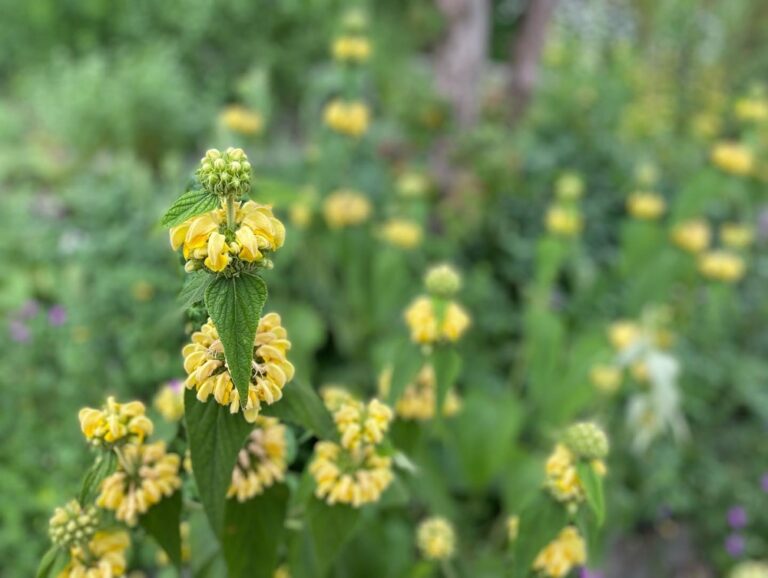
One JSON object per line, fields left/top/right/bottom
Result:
{"left": 433, "top": 0, "right": 491, "bottom": 130}
{"left": 508, "top": 0, "right": 558, "bottom": 123}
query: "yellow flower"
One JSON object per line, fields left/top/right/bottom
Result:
{"left": 698, "top": 250, "right": 746, "bottom": 282}
{"left": 182, "top": 313, "right": 295, "bottom": 423}
{"left": 323, "top": 190, "right": 372, "bottom": 228}
{"left": 721, "top": 223, "right": 754, "bottom": 249}
{"left": 507, "top": 516, "right": 520, "bottom": 543}
{"left": 545, "top": 205, "right": 583, "bottom": 237}
{"left": 545, "top": 444, "right": 584, "bottom": 503}
{"left": 396, "top": 171, "right": 430, "bottom": 199}
{"left": 97, "top": 442, "right": 181, "bottom": 527}
{"left": 417, "top": 517, "right": 456, "bottom": 561}
{"left": 168, "top": 201, "right": 285, "bottom": 272}
{"left": 378, "top": 364, "right": 462, "bottom": 421}
{"left": 220, "top": 105, "right": 264, "bottom": 136}
{"left": 627, "top": 192, "right": 666, "bottom": 220}
{"left": 379, "top": 218, "right": 423, "bottom": 249}
{"left": 57, "top": 530, "right": 130, "bottom": 578}
{"left": 555, "top": 172, "right": 584, "bottom": 201}
{"left": 331, "top": 35, "right": 372, "bottom": 63}
{"left": 711, "top": 142, "right": 754, "bottom": 176}
{"left": 608, "top": 320, "right": 640, "bottom": 352}
{"left": 671, "top": 219, "right": 710, "bottom": 253}
{"left": 228, "top": 417, "right": 287, "bottom": 502}
{"left": 730, "top": 561, "right": 768, "bottom": 578}
{"left": 589, "top": 364, "right": 622, "bottom": 394}
{"left": 323, "top": 99, "right": 370, "bottom": 137}
{"left": 153, "top": 380, "right": 185, "bottom": 422}
{"left": 320, "top": 385, "right": 359, "bottom": 413}
{"left": 308, "top": 441, "right": 394, "bottom": 507}
{"left": 404, "top": 296, "right": 470, "bottom": 345}
{"left": 78, "top": 397, "right": 153, "bottom": 446}
{"left": 289, "top": 202, "right": 313, "bottom": 229}
{"left": 532, "top": 526, "right": 587, "bottom": 578}
{"left": 334, "top": 398, "right": 393, "bottom": 451}
{"left": 274, "top": 565, "right": 291, "bottom": 578}
{"left": 49, "top": 500, "right": 99, "bottom": 549}
{"left": 735, "top": 97, "right": 768, "bottom": 123}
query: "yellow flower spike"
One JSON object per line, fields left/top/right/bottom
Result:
{"left": 379, "top": 218, "right": 423, "bottom": 249}
{"left": 721, "top": 223, "right": 754, "bottom": 250}
{"left": 323, "top": 99, "right": 370, "bottom": 137}
{"left": 331, "top": 35, "right": 372, "bottom": 64}
{"left": 544, "top": 444, "right": 585, "bottom": 504}
{"left": 228, "top": 417, "right": 287, "bottom": 502}
{"left": 78, "top": 396, "right": 154, "bottom": 447}
{"left": 334, "top": 398, "right": 393, "bottom": 451}
{"left": 378, "top": 364, "right": 462, "bottom": 421}
{"left": 532, "top": 526, "right": 586, "bottom": 578}
{"left": 711, "top": 142, "right": 754, "bottom": 176}
{"left": 182, "top": 313, "right": 294, "bottom": 422}
{"left": 404, "top": 296, "right": 471, "bottom": 345}
{"left": 220, "top": 105, "right": 264, "bottom": 136}
{"left": 396, "top": 171, "right": 430, "bottom": 199}
{"left": 627, "top": 192, "right": 666, "bottom": 220}
{"left": 323, "top": 189, "right": 372, "bottom": 229}
{"left": 735, "top": 96, "right": 768, "bottom": 122}
{"left": 153, "top": 380, "right": 185, "bottom": 422}
{"left": 417, "top": 517, "right": 456, "bottom": 561}
{"left": 589, "top": 364, "right": 622, "bottom": 394}
{"left": 57, "top": 530, "right": 131, "bottom": 578}
{"left": 698, "top": 250, "right": 746, "bottom": 283}
{"left": 608, "top": 320, "right": 640, "bottom": 352}
{"left": 671, "top": 219, "right": 711, "bottom": 253}
{"left": 545, "top": 204, "right": 583, "bottom": 237}
{"left": 320, "top": 385, "right": 359, "bottom": 412}
{"left": 97, "top": 442, "right": 181, "bottom": 527}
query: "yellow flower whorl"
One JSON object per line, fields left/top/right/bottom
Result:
{"left": 671, "top": 219, "right": 711, "bottom": 253}
{"left": 228, "top": 417, "right": 287, "bottom": 502}
{"left": 331, "top": 35, "right": 372, "bottom": 63}
{"left": 379, "top": 218, "right": 423, "bottom": 249}
{"left": 378, "top": 364, "right": 462, "bottom": 421}
{"left": 78, "top": 397, "right": 153, "bottom": 446}
{"left": 57, "top": 530, "right": 130, "bottom": 578}
{"left": 323, "top": 190, "right": 372, "bottom": 229}
{"left": 711, "top": 142, "right": 755, "bottom": 176}
{"left": 323, "top": 99, "right": 370, "bottom": 137}
{"left": 532, "top": 526, "right": 587, "bottom": 578}
{"left": 627, "top": 192, "right": 666, "bottom": 220}
{"left": 546, "top": 205, "right": 583, "bottom": 237}
{"left": 417, "top": 517, "right": 456, "bottom": 561}
{"left": 404, "top": 296, "right": 470, "bottom": 345}
{"left": 698, "top": 250, "right": 746, "bottom": 282}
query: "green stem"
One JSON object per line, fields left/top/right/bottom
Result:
{"left": 226, "top": 196, "right": 236, "bottom": 231}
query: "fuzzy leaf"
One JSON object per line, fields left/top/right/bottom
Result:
{"left": 576, "top": 461, "right": 606, "bottom": 526}
{"left": 36, "top": 546, "right": 69, "bottom": 578}
{"left": 261, "top": 381, "right": 335, "bottom": 440}
{"left": 178, "top": 270, "right": 213, "bottom": 310}
{"left": 306, "top": 497, "right": 362, "bottom": 575}
{"left": 205, "top": 273, "right": 267, "bottom": 405}
{"left": 222, "top": 484, "right": 290, "bottom": 578}
{"left": 161, "top": 188, "right": 220, "bottom": 227}
{"left": 140, "top": 490, "right": 182, "bottom": 567}
{"left": 79, "top": 451, "right": 117, "bottom": 505}
{"left": 185, "top": 389, "right": 253, "bottom": 537}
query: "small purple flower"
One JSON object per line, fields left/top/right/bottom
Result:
{"left": 168, "top": 379, "right": 183, "bottom": 392}
{"left": 580, "top": 568, "right": 605, "bottom": 578}
{"left": 48, "top": 305, "right": 67, "bottom": 327}
{"left": 728, "top": 506, "right": 748, "bottom": 529}
{"left": 761, "top": 473, "right": 768, "bottom": 493}
{"left": 9, "top": 320, "right": 31, "bottom": 343}
{"left": 19, "top": 299, "right": 40, "bottom": 319}
{"left": 725, "top": 533, "right": 745, "bottom": 558}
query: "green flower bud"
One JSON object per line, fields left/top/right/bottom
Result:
{"left": 49, "top": 501, "right": 99, "bottom": 548}
{"left": 197, "top": 147, "right": 252, "bottom": 198}
{"left": 424, "top": 264, "right": 462, "bottom": 297}
{"left": 563, "top": 422, "right": 609, "bottom": 460}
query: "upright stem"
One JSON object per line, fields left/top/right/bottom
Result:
{"left": 226, "top": 196, "right": 236, "bottom": 231}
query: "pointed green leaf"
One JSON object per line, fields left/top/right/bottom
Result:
{"left": 576, "top": 461, "right": 606, "bottom": 526}
{"left": 431, "top": 346, "right": 462, "bottom": 418}
{"left": 79, "top": 451, "right": 117, "bottom": 505}
{"left": 222, "top": 484, "right": 290, "bottom": 578}
{"left": 205, "top": 274, "right": 267, "bottom": 405}
{"left": 161, "top": 189, "right": 220, "bottom": 227}
{"left": 179, "top": 271, "right": 214, "bottom": 310}
{"left": 261, "top": 381, "right": 335, "bottom": 440}
{"left": 511, "top": 493, "right": 568, "bottom": 578}
{"left": 306, "top": 497, "right": 362, "bottom": 575}
{"left": 386, "top": 341, "right": 423, "bottom": 406}
{"left": 36, "top": 546, "right": 69, "bottom": 578}
{"left": 185, "top": 389, "right": 253, "bottom": 537}
{"left": 140, "top": 490, "right": 183, "bottom": 567}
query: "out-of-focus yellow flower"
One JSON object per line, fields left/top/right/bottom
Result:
{"left": 417, "top": 517, "right": 456, "bottom": 561}
{"left": 589, "top": 364, "right": 622, "bottom": 394}
{"left": 57, "top": 530, "right": 130, "bottom": 578}
{"left": 228, "top": 417, "right": 287, "bottom": 502}
{"left": 532, "top": 526, "right": 586, "bottom": 578}
{"left": 507, "top": 516, "right": 520, "bottom": 543}
{"left": 404, "top": 296, "right": 470, "bottom": 345}
{"left": 545, "top": 205, "right": 583, "bottom": 237}
{"left": 153, "top": 380, "right": 184, "bottom": 422}
{"left": 308, "top": 441, "right": 393, "bottom": 507}
{"left": 721, "top": 223, "right": 754, "bottom": 249}
{"left": 671, "top": 219, "right": 711, "bottom": 253}
{"left": 98, "top": 442, "right": 181, "bottom": 526}
{"left": 169, "top": 201, "right": 285, "bottom": 273}
{"left": 545, "top": 444, "right": 584, "bottom": 503}
{"left": 555, "top": 172, "right": 584, "bottom": 201}
{"left": 220, "top": 105, "right": 264, "bottom": 136}
{"left": 730, "top": 561, "right": 768, "bottom": 578}
{"left": 608, "top": 320, "right": 640, "bottom": 352}
{"left": 182, "top": 313, "right": 295, "bottom": 422}
{"left": 331, "top": 35, "right": 372, "bottom": 63}
{"left": 735, "top": 97, "right": 768, "bottom": 123}
{"left": 289, "top": 202, "right": 312, "bottom": 229}
{"left": 627, "top": 192, "right": 666, "bottom": 220}
{"left": 323, "top": 189, "right": 372, "bottom": 228}
{"left": 698, "top": 250, "right": 746, "bottom": 282}
{"left": 79, "top": 397, "right": 153, "bottom": 446}
{"left": 320, "top": 385, "right": 359, "bottom": 413}
{"left": 49, "top": 500, "right": 99, "bottom": 549}
{"left": 711, "top": 142, "right": 754, "bottom": 176}
{"left": 157, "top": 522, "right": 191, "bottom": 566}
{"left": 378, "top": 364, "right": 461, "bottom": 421}
{"left": 379, "top": 218, "right": 423, "bottom": 249}
{"left": 334, "top": 398, "right": 393, "bottom": 451}
{"left": 274, "top": 565, "right": 291, "bottom": 578}
{"left": 323, "top": 99, "right": 370, "bottom": 137}
{"left": 396, "top": 171, "right": 430, "bottom": 199}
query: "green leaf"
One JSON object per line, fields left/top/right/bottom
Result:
{"left": 79, "top": 451, "right": 117, "bottom": 505}
{"left": 306, "top": 497, "right": 362, "bottom": 576}
{"left": 576, "top": 461, "right": 606, "bottom": 526}
{"left": 140, "top": 490, "right": 182, "bottom": 567}
{"left": 161, "top": 188, "right": 220, "bottom": 227}
{"left": 431, "top": 346, "right": 462, "bottom": 419}
{"left": 185, "top": 389, "right": 253, "bottom": 537}
{"left": 36, "top": 546, "right": 69, "bottom": 578}
{"left": 386, "top": 341, "right": 423, "bottom": 406}
{"left": 205, "top": 274, "right": 267, "bottom": 405}
{"left": 261, "top": 381, "right": 335, "bottom": 440}
{"left": 511, "top": 493, "right": 568, "bottom": 578}
{"left": 179, "top": 271, "right": 213, "bottom": 310}
{"left": 222, "top": 484, "right": 290, "bottom": 578}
